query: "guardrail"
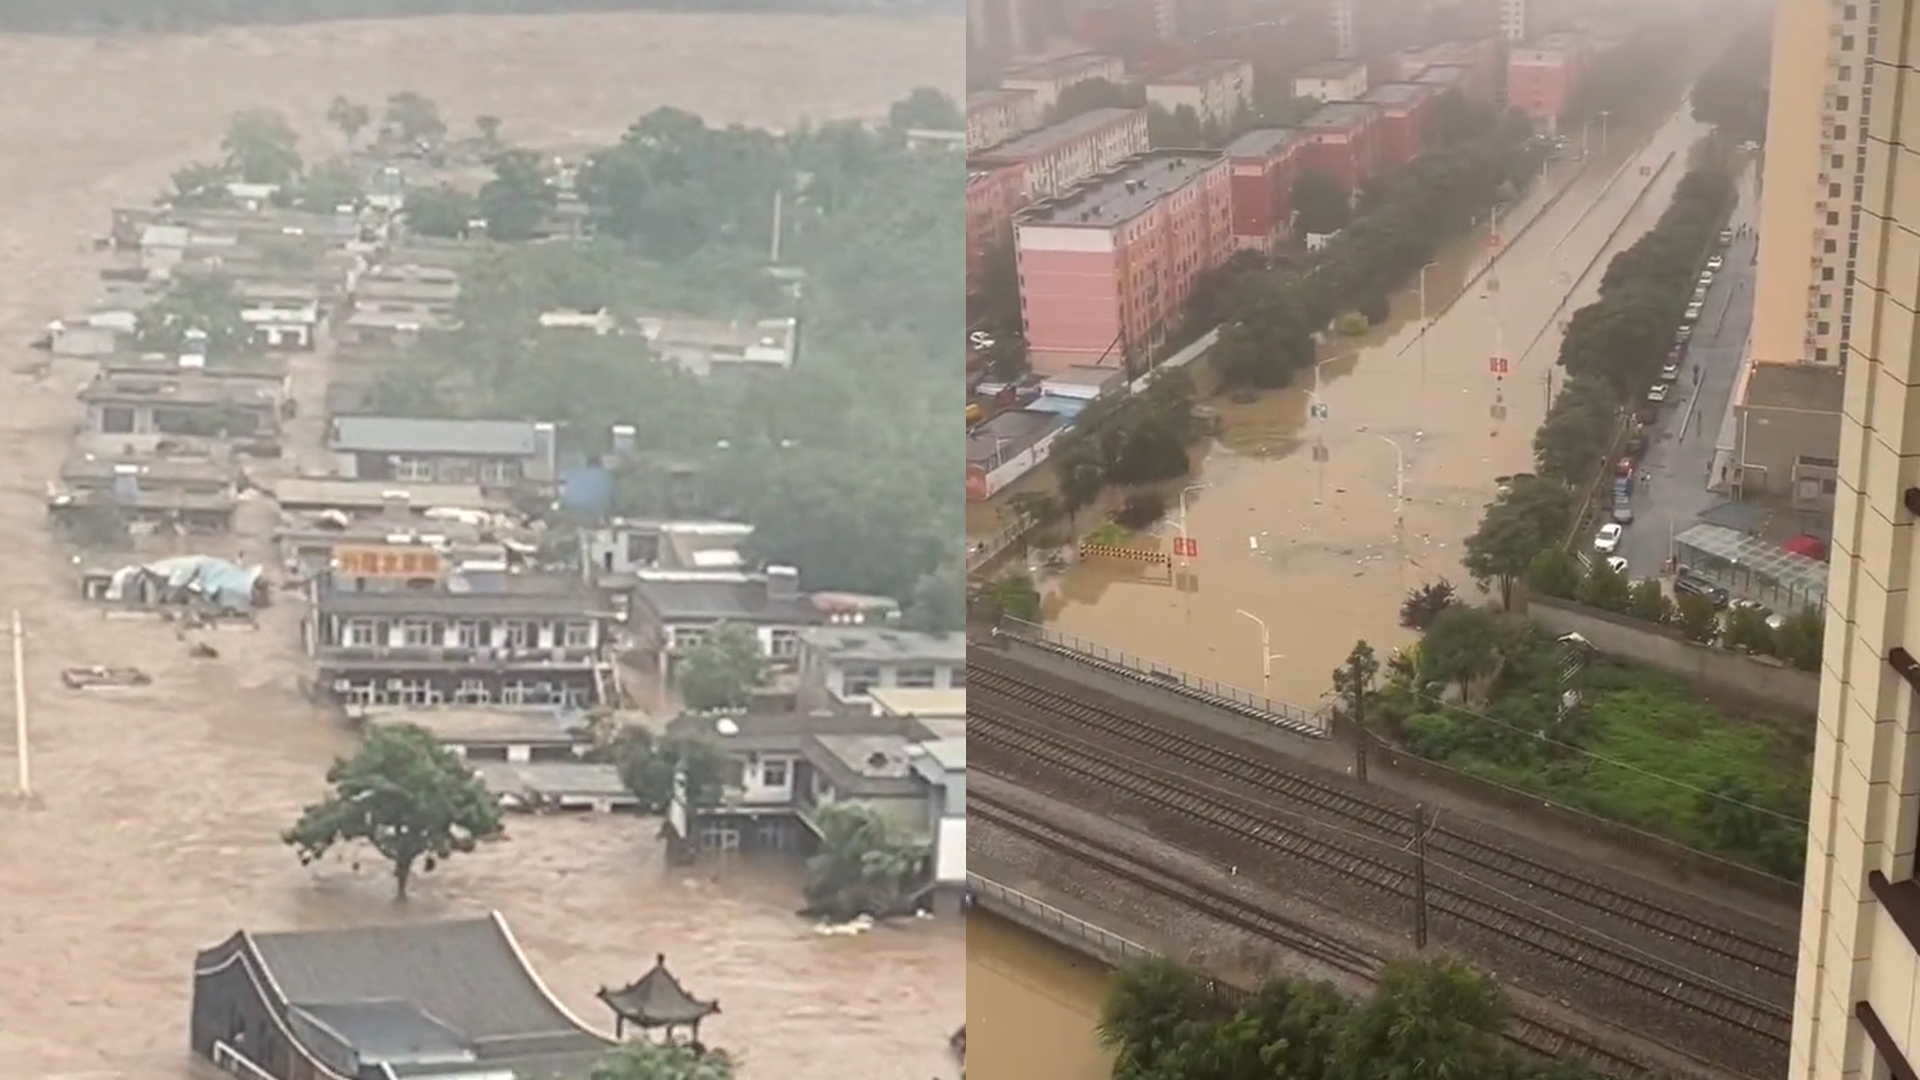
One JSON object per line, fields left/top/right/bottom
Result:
{"left": 211, "top": 1041, "right": 280, "bottom": 1080}
{"left": 994, "top": 616, "right": 1329, "bottom": 737}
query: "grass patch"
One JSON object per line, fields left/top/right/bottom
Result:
{"left": 1381, "top": 629, "right": 1811, "bottom": 879}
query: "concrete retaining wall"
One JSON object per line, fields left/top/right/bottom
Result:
{"left": 1528, "top": 596, "right": 1819, "bottom": 718}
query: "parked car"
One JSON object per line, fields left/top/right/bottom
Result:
{"left": 1676, "top": 325, "right": 1694, "bottom": 343}
{"left": 1660, "top": 362, "right": 1680, "bottom": 381}
{"left": 1684, "top": 302, "right": 1704, "bottom": 322}
{"left": 1707, "top": 253, "right": 1725, "bottom": 271}
{"left": 1674, "top": 573, "right": 1730, "bottom": 607}
{"left": 1647, "top": 383, "right": 1669, "bottom": 403}
{"left": 1719, "top": 228, "right": 1734, "bottom": 246}
{"left": 1593, "top": 523, "right": 1624, "bottom": 553}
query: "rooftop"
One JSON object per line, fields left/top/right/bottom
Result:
{"left": 1363, "top": 82, "right": 1431, "bottom": 106}
{"left": 270, "top": 476, "right": 510, "bottom": 513}
{"left": 966, "top": 408, "right": 1060, "bottom": 467}
{"left": 318, "top": 572, "right": 606, "bottom": 618}
{"left": 1149, "top": 58, "right": 1249, "bottom": 86}
{"left": 330, "top": 416, "right": 544, "bottom": 457}
{"left": 800, "top": 626, "right": 967, "bottom": 666}
{"left": 1416, "top": 64, "right": 1470, "bottom": 85}
{"left": 809, "top": 733, "right": 926, "bottom": 798}
{"left": 867, "top": 687, "right": 967, "bottom": 719}
{"left": 204, "top": 913, "right": 610, "bottom": 1076}
{"left": 631, "top": 571, "right": 820, "bottom": 625}
{"left": 472, "top": 761, "right": 632, "bottom": 803}
{"left": 1019, "top": 150, "right": 1221, "bottom": 228}
{"left": 666, "top": 706, "right": 929, "bottom": 755}
{"left": 1301, "top": 101, "right": 1377, "bottom": 129}
{"left": 969, "top": 107, "right": 1144, "bottom": 165}
{"left": 596, "top": 955, "right": 719, "bottom": 1029}
{"left": 968, "top": 87, "right": 1037, "bottom": 109}
{"left": 345, "top": 307, "right": 457, "bottom": 332}
{"left": 1002, "top": 51, "right": 1117, "bottom": 83}
{"left": 1222, "top": 127, "right": 1300, "bottom": 159}
{"left": 361, "top": 706, "right": 587, "bottom": 746}
{"left": 1297, "top": 59, "right": 1366, "bottom": 80}
{"left": 60, "top": 450, "right": 237, "bottom": 486}
{"left": 79, "top": 374, "right": 281, "bottom": 408}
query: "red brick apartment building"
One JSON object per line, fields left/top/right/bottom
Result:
{"left": 1296, "top": 101, "right": 1381, "bottom": 192}
{"left": 1387, "top": 37, "right": 1502, "bottom": 102}
{"left": 966, "top": 88, "right": 1040, "bottom": 153}
{"left": 969, "top": 107, "right": 1152, "bottom": 203}
{"left": 967, "top": 166, "right": 1025, "bottom": 295}
{"left": 1507, "top": 32, "right": 1590, "bottom": 131}
{"left": 1222, "top": 128, "right": 1302, "bottom": 255}
{"left": 1360, "top": 82, "right": 1437, "bottom": 170}
{"left": 1014, "top": 149, "right": 1232, "bottom": 370}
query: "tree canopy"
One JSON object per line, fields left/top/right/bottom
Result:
{"left": 674, "top": 622, "right": 772, "bottom": 711}
{"left": 1097, "top": 953, "right": 1611, "bottom": 1080}
{"left": 369, "top": 93, "right": 961, "bottom": 605}
{"left": 282, "top": 723, "right": 504, "bottom": 899}
{"left": 1691, "top": 21, "right": 1772, "bottom": 143}
{"left": 586, "top": 1040, "right": 736, "bottom": 1080}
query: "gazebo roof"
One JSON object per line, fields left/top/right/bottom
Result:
{"left": 596, "top": 955, "right": 720, "bottom": 1028}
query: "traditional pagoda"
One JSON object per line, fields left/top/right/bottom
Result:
{"left": 597, "top": 954, "right": 721, "bottom": 1044}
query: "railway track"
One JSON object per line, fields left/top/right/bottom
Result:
{"left": 965, "top": 668, "right": 1793, "bottom": 1062}
{"left": 972, "top": 794, "right": 1668, "bottom": 1079}
{"left": 971, "top": 653, "right": 1798, "bottom": 982}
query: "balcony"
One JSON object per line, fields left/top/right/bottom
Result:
{"left": 318, "top": 644, "right": 603, "bottom": 670}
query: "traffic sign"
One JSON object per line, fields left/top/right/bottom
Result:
{"left": 1310, "top": 402, "right": 1330, "bottom": 422}
{"left": 1488, "top": 356, "right": 1510, "bottom": 376}
{"left": 1173, "top": 536, "right": 1199, "bottom": 559}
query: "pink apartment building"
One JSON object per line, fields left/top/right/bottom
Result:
{"left": 1014, "top": 149, "right": 1233, "bottom": 372}
{"left": 969, "top": 106, "right": 1152, "bottom": 203}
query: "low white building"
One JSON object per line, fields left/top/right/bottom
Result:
{"left": 799, "top": 627, "right": 967, "bottom": 706}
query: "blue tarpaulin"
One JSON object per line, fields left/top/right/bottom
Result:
{"left": 108, "top": 555, "right": 263, "bottom": 611}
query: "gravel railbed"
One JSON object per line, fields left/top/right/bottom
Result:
{"left": 969, "top": 774, "right": 1747, "bottom": 1080}
{"left": 970, "top": 675, "right": 1797, "bottom": 1008}
{"left": 974, "top": 742, "right": 1789, "bottom": 1080}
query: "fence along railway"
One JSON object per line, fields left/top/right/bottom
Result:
{"left": 970, "top": 796, "right": 1662, "bottom": 1080}
{"left": 969, "top": 648, "right": 1796, "bottom": 1079}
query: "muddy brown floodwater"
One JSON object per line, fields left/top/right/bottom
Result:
{"left": 0, "top": 15, "right": 961, "bottom": 1080}
{"left": 1052, "top": 105, "right": 1710, "bottom": 708}
{"left": 965, "top": 913, "right": 1112, "bottom": 1080}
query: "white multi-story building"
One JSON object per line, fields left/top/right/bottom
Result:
{"left": 1500, "top": 0, "right": 1529, "bottom": 42}
{"left": 1329, "top": 0, "right": 1357, "bottom": 57}
{"left": 1791, "top": 3, "right": 1920, "bottom": 1078}
{"left": 1144, "top": 59, "right": 1255, "bottom": 127}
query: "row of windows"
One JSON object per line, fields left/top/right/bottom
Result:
{"left": 338, "top": 618, "right": 595, "bottom": 649}
{"left": 389, "top": 456, "right": 521, "bottom": 485}
{"left": 841, "top": 664, "right": 960, "bottom": 695}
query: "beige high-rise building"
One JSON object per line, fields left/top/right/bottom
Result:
{"left": 1793, "top": 2, "right": 1920, "bottom": 1078}
{"left": 1733, "top": 0, "right": 1878, "bottom": 507}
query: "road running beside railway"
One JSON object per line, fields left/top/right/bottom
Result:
{"left": 969, "top": 648, "right": 1793, "bottom": 1079}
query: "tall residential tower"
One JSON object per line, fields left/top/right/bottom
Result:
{"left": 1790, "top": 1, "right": 1920, "bottom": 1077}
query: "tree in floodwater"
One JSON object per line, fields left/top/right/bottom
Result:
{"left": 282, "top": 723, "right": 503, "bottom": 900}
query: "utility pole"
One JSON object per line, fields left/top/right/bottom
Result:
{"left": 1410, "top": 802, "right": 1429, "bottom": 948}
{"left": 1353, "top": 681, "right": 1370, "bottom": 783}
{"left": 12, "top": 610, "right": 29, "bottom": 800}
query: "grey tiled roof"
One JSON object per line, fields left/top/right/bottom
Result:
{"left": 247, "top": 914, "right": 607, "bottom": 1052}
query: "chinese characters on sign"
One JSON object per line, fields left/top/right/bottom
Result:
{"left": 1173, "top": 537, "right": 1199, "bottom": 559}
{"left": 1487, "top": 356, "right": 1510, "bottom": 376}
{"left": 334, "top": 546, "right": 444, "bottom": 579}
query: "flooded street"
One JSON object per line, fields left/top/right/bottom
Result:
{"left": 0, "top": 16, "right": 962, "bottom": 1080}
{"left": 966, "top": 913, "right": 1112, "bottom": 1080}
{"left": 1053, "top": 105, "right": 1711, "bottom": 707}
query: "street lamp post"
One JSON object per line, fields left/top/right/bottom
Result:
{"left": 1416, "top": 261, "right": 1437, "bottom": 385}
{"left": 1235, "top": 608, "right": 1286, "bottom": 699}
{"left": 1362, "top": 430, "right": 1408, "bottom": 582}
{"left": 1178, "top": 483, "right": 1209, "bottom": 569}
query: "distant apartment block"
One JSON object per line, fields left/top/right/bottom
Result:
{"left": 1014, "top": 149, "right": 1232, "bottom": 370}
{"left": 1223, "top": 128, "right": 1303, "bottom": 255}
{"left": 1293, "top": 60, "right": 1370, "bottom": 104}
{"left": 1000, "top": 52, "right": 1128, "bottom": 113}
{"left": 1389, "top": 38, "right": 1503, "bottom": 102}
{"left": 1329, "top": 0, "right": 1358, "bottom": 57}
{"left": 1144, "top": 58, "right": 1255, "bottom": 127}
{"left": 1500, "top": 0, "right": 1529, "bottom": 42}
{"left": 967, "top": 166, "right": 1026, "bottom": 295}
{"left": 1508, "top": 33, "right": 1591, "bottom": 131}
{"left": 1297, "top": 101, "right": 1382, "bottom": 192}
{"left": 969, "top": 107, "right": 1152, "bottom": 203}
{"left": 1360, "top": 83, "right": 1437, "bottom": 170}
{"left": 966, "top": 88, "right": 1041, "bottom": 153}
